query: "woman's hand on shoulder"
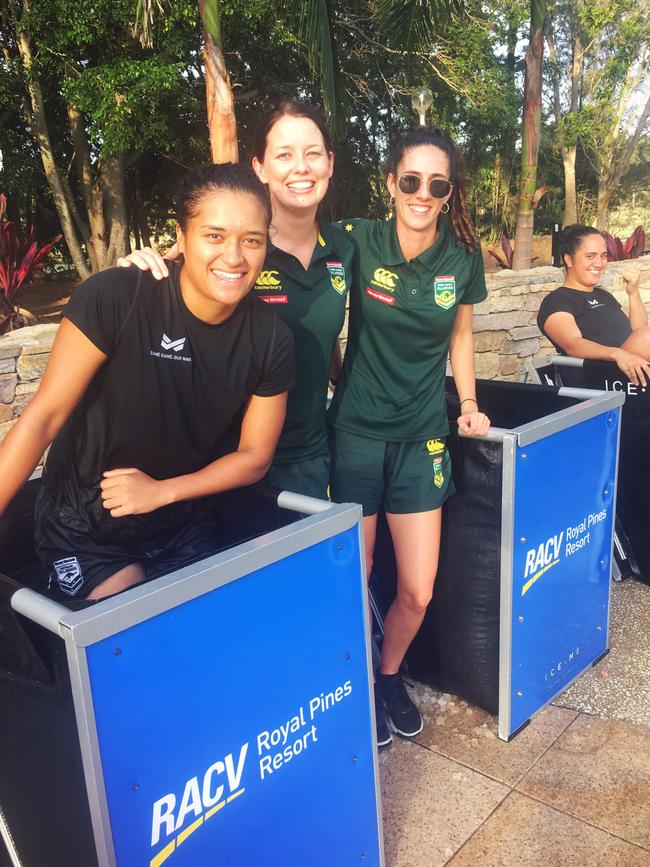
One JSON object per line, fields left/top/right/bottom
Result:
{"left": 116, "top": 244, "right": 179, "bottom": 280}
{"left": 611, "top": 347, "right": 650, "bottom": 387}
{"left": 457, "top": 409, "right": 490, "bottom": 437}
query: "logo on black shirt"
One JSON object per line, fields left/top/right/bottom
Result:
{"left": 161, "top": 333, "right": 186, "bottom": 352}
{"left": 586, "top": 298, "right": 603, "bottom": 309}
{"left": 150, "top": 333, "right": 192, "bottom": 363}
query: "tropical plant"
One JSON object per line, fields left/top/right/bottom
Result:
{"left": 0, "top": 194, "right": 62, "bottom": 334}
{"left": 601, "top": 225, "right": 646, "bottom": 261}
{"left": 488, "top": 233, "right": 514, "bottom": 268}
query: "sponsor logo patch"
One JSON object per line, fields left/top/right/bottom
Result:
{"left": 365, "top": 287, "right": 395, "bottom": 306}
{"left": 371, "top": 268, "right": 398, "bottom": 292}
{"left": 434, "top": 275, "right": 456, "bottom": 310}
{"left": 53, "top": 556, "right": 83, "bottom": 596}
{"left": 255, "top": 270, "right": 281, "bottom": 288}
{"left": 326, "top": 261, "right": 347, "bottom": 295}
{"left": 426, "top": 438, "right": 445, "bottom": 456}
{"left": 259, "top": 295, "right": 288, "bottom": 304}
{"left": 433, "top": 455, "right": 444, "bottom": 488}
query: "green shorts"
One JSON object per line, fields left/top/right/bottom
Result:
{"left": 265, "top": 451, "right": 330, "bottom": 500}
{"left": 329, "top": 429, "right": 455, "bottom": 516}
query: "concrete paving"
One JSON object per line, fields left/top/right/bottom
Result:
{"left": 378, "top": 578, "right": 650, "bottom": 866}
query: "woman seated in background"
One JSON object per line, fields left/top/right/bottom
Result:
{"left": 537, "top": 224, "right": 649, "bottom": 386}
{"left": 0, "top": 163, "right": 294, "bottom": 602}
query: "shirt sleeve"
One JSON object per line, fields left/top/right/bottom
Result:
{"left": 461, "top": 250, "right": 488, "bottom": 304}
{"left": 255, "top": 315, "right": 296, "bottom": 397}
{"left": 537, "top": 289, "right": 574, "bottom": 333}
{"left": 63, "top": 267, "right": 143, "bottom": 355}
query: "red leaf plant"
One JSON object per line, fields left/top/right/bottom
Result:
{"left": 488, "top": 233, "right": 514, "bottom": 268}
{"left": 601, "top": 225, "right": 646, "bottom": 261}
{"left": 0, "top": 193, "right": 62, "bottom": 334}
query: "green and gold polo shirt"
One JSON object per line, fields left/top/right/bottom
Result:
{"left": 328, "top": 217, "right": 486, "bottom": 441}
{"left": 253, "top": 222, "right": 355, "bottom": 462}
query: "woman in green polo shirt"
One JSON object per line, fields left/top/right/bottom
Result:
{"left": 119, "top": 101, "right": 353, "bottom": 500}
{"left": 327, "top": 127, "right": 490, "bottom": 746}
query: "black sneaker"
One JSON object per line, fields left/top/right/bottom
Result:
{"left": 374, "top": 682, "right": 392, "bottom": 748}
{"left": 378, "top": 672, "right": 423, "bottom": 738}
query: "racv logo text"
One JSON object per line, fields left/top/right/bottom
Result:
{"left": 148, "top": 679, "right": 353, "bottom": 867}
{"left": 521, "top": 508, "right": 607, "bottom": 596}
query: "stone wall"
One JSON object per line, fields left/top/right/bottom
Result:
{"left": 0, "top": 257, "right": 649, "bottom": 450}
{"left": 0, "top": 324, "right": 58, "bottom": 451}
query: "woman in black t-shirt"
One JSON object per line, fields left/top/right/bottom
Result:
{"left": 537, "top": 224, "right": 649, "bottom": 385}
{"left": 0, "top": 164, "right": 294, "bottom": 602}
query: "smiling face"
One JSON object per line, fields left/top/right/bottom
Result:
{"left": 386, "top": 144, "right": 453, "bottom": 239}
{"left": 252, "top": 114, "right": 333, "bottom": 215}
{"left": 176, "top": 188, "right": 268, "bottom": 323}
{"left": 564, "top": 234, "right": 608, "bottom": 291}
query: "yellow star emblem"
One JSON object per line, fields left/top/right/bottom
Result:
{"left": 344, "top": 223, "right": 354, "bottom": 232}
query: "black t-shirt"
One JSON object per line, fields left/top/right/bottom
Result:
{"left": 537, "top": 286, "right": 632, "bottom": 354}
{"left": 43, "top": 264, "right": 294, "bottom": 540}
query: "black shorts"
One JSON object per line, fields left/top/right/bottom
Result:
{"left": 35, "top": 492, "right": 221, "bottom": 601}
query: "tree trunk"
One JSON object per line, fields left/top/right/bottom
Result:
{"left": 562, "top": 146, "right": 578, "bottom": 226}
{"left": 596, "top": 92, "right": 650, "bottom": 232}
{"left": 102, "top": 155, "right": 130, "bottom": 267}
{"left": 133, "top": 170, "right": 152, "bottom": 248}
{"left": 512, "top": 0, "right": 546, "bottom": 271}
{"left": 15, "top": 21, "right": 90, "bottom": 279}
{"left": 199, "top": 0, "right": 238, "bottom": 163}
{"left": 596, "top": 177, "right": 613, "bottom": 231}
{"left": 67, "top": 103, "right": 108, "bottom": 272}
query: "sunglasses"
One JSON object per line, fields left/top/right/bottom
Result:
{"left": 398, "top": 174, "right": 452, "bottom": 199}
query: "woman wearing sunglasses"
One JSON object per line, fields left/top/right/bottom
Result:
{"left": 328, "top": 126, "right": 490, "bottom": 746}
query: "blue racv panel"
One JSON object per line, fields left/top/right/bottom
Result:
{"left": 84, "top": 525, "right": 380, "bottom": 867}
{"left": 508, "top": 408, "right": 619, "bottom": 735}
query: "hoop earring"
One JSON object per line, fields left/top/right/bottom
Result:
{"left": 390, "top": 196, "right": 395, "bottom": 207}
{"left": 441, "top": 202, "right": 449, "bottom": 214}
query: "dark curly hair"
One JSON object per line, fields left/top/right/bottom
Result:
{"left": 385, "top": 127, "right": 478, "bottom": 253}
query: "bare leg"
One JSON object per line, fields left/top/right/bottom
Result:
{"left": 85, "top": 563, "right": 146, "bottom": 600}
{"left": 380, "top": 509, "right": 442, "bottom": 675}
{"left": 363, "top": 513, "right": 378, "bottom": 579}
{"left": 622, "top": 326, "right": 650, "bottom": 361}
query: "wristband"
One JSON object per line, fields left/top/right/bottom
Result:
{"left": 460, "top": 398, "right": 478, "bottom": 408}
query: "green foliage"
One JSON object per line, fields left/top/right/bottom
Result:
{"left": 2, "top": 0, "right": 646, "bottom": 258}
{"left": 63, "top": 57, "right": 188, "bottom": 155}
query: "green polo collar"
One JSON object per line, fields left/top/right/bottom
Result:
{"left": 381, "top": 217, "right": 450, "bottom": 268}
{"left": 267, "top": 222, "right": 335, "bottom": 267}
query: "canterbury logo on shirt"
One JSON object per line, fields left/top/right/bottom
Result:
{"left": 371, "top": 268, "right": 398, "bottom": 292}
{"left": 255, "top": 271, "right": 282, "bottom": 288}
{"left": 586, "top": 298, "right": 603, "bottom": 308}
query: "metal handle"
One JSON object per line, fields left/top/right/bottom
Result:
{"left": 277, "top": 491, "right": 334, "bottom": 515}
{"left": 10, "top": 587, "right": 68, "bottom": 636}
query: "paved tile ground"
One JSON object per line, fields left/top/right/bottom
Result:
{"left": 556, "top": 579, "right": 650, "bottom": 726}
{"left": 379, "top": 577, "right": 650, "bottom": 866}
